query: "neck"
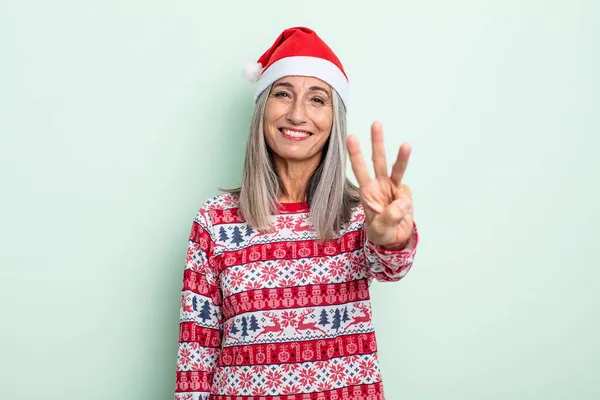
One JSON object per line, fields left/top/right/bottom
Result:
{"left": 273, "top": 154, "right": 321, "bottom": 202}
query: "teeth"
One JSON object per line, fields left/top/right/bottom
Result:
{"left": 282, "top": 129, "right": 310, "bottom": 138}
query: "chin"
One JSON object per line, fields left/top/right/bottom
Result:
{"left": 279, "top": 152, "right": 309, "bottom": 161}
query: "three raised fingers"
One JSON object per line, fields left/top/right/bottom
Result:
{"left": 347, "top": 121, "right": 411, "bottom": 188}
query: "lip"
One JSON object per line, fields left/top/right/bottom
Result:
{"left": 279, "top": 127, "right": 313, "bottom": 141}
{"left": 279, "top": 127, "right": 312, "bottom": 134}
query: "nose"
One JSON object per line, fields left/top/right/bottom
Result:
{"left": 286, "top": 98, "right": 307, "bottom": 125}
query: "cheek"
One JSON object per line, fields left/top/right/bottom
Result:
{"left": 264, "top": 100, "right": 287, "bottom": 127}
{"left": 263, "top": 108, "right": 276, "bottom": 128}
{"left": 313, "top": 111, "right": 333, "bottom": 134}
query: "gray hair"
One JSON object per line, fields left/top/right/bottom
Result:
{"left": 220, "top": 84, "right": 359, "bottom": 241}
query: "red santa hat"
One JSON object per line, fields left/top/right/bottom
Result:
{"left": 243, "top": 27, "right": 349, "bottom": 106}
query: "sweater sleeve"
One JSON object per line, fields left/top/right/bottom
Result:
{"left": 362, "top": 221, "right": 419, "bottom": 282}
{"left": 175, "top": 202, "right": 223, "bottom": 400}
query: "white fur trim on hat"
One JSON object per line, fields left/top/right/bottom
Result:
{"left": 252, "top": 56, "right": 349, "bottom": 106}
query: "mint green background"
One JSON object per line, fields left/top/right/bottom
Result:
{"left": 1, "top": 1, "right": 598, "bottom": 399}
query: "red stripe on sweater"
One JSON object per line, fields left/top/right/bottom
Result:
{"left": 207, "top": 207, "right": 244, "bottom": 225}
{"left": 215, "top": 229, "right": 363, "bottom": 274}
{"left": 189, "top": 220, "right": 213, "bottom": 250}
{"left": 175, "top": 370, "right": 214, "bottom": 393}
{"left": 221, "top": 280, "right": 370, "bottom": 320}
{"left": 178, "top": 322, "right": 222, "bottom": 347}
{"left": 182, "top": 269, "right": 219, "bottom": 296}
{"left": 218, "top": 332, "right": 378, "bottom": 367}
{"left": 207, "top": 205, "right": 320, "bottom": 225}
{"left": 209, "top": 382, "right": 384, "bottom": 400}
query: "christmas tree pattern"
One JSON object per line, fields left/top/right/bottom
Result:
{"left": 245, "top": 225, "right": 255, "bottom": 238}
{"left": 230, "top": 320, "right": 239, "bottom": 335}
{"left": 218, "top": 226, "right": 229, "bottom": 242}
{"left": 331, "top": 309, "right": 342, "bottom": 332}
{"left": 241, "top": 316, "right": 249, "bottom": 339}
{"left": 249, "top": 315, "right": 260, "bottom": 332}
{"left": 230, "top": 226, "right": 244, "bottom": 246}
{"left": 342, "top": 307, "right": 350, "bottom": 323}
{"left": 198, "top": 299, "right": 211, "bottom": 323}
{"left": 319, "top": 309, "right": 330, "bottom": 327}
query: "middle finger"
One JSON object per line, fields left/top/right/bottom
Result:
{"left": 371, "top": 121, "right": 388, "bottom": 179}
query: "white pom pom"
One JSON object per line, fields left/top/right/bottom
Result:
{"left": 242, "top": 62, "right": 263, "bottom": 82}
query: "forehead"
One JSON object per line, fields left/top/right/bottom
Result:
{"left": 273, "top": 76, "right": 331, "bottom": 93}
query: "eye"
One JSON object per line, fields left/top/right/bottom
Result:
{"left": 274, "top": 91, "right": 290, "bottom": 98}
{"left": 311, "top": 97, "right": 325, "bottom": 104}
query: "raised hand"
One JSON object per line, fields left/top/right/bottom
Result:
{"left": 347, "top": 121, "right": 414, "bottom": 250}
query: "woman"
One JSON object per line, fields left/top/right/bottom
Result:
{"left": 175, "top": 27, "right": 419, "bottom": 400}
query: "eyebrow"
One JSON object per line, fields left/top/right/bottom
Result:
{"left": 272, "top": 82, "right": 331, "bottom": 97}
{"left": 309, "top": 86, "right": 331, "bottom": 96}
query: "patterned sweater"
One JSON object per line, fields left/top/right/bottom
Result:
{"left": 174, "top": 193, "right": 419, "bottom": 400}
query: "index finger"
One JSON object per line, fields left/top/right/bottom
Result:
{"left": 346, "top": 135, "right": 372, "bottom": 187}
{"left": 390, "top": 143, "right": 411, "bottom": 187}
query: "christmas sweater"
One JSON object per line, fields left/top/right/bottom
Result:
{"left": 174, "top": 193, "right": 419, "bottom": 400}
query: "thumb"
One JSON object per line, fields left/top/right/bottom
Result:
{"left": 381, "top": 197, "right": 411, "bottom": 225}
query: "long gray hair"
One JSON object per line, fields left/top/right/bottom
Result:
{"left": 220, "top": 84, "right": 360, "bottom": 241}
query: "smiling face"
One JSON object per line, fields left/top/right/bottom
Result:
{"left": 263, "top": 76, "right": 334, "bottom": 165}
